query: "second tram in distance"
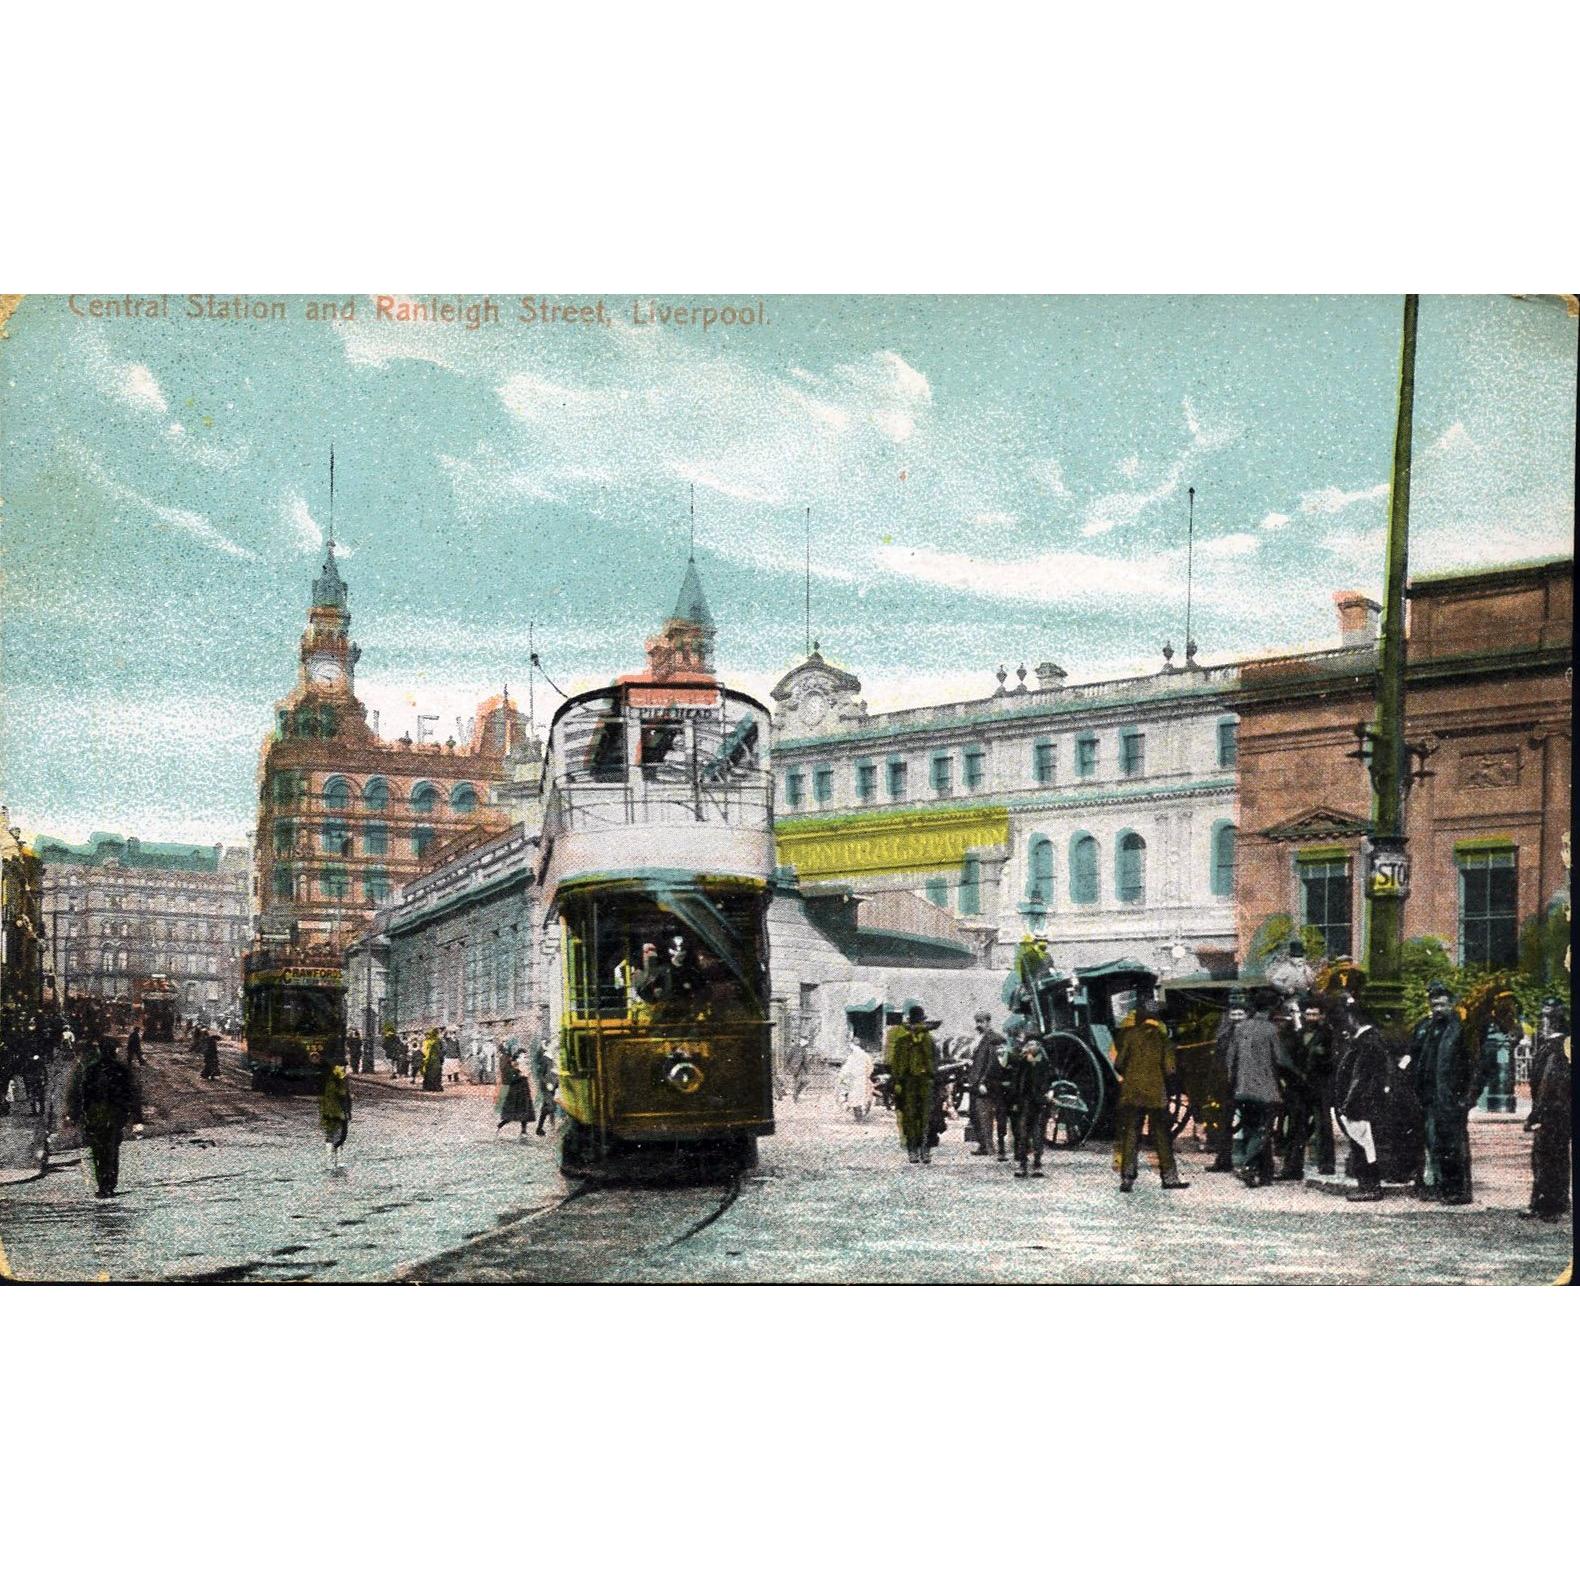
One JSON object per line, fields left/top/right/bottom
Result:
{"left": 538, "top": 672, "right": 776, "bottom": 1180}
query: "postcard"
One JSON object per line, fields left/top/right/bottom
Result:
{"left": 0, "top": 292, "right": 1572, "bottom": 1284}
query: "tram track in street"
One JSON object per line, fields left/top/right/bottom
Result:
{"left": 404, "top": 1169, "right": 748, "bottom": 1283}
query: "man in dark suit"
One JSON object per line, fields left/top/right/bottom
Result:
{"left": 965, "top": 1011, "right": 1009, "bottom": 1158}
{"left": 1410, "top": 981, "right": 1479, "bottom": 1205}
{"left": 635, "top": 934, "right": 708, "bottom": 1020}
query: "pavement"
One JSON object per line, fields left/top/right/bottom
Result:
{"left": 1, "top": 1075, "right": 1569, "bottom": 1284}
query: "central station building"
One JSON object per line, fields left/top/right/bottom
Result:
{"left": 767, "top": 645, "right": 1244, "bottom": 982}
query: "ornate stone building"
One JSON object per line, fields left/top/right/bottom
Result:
{"left": 253, "top": 543, "right": 528, "bottom": 947}
{"left": 35, "top": 831, "right": 250, "bottom": 1018}
{"left": 1235, "top": 556, "right": 1572, "bottom": 968}
{"left": 768, "top": 648, "right": 1243, "bottom": 979}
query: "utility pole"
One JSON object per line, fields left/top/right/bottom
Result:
{"left": 1361, "top": 294, "right": 1419, "bottom": 1039}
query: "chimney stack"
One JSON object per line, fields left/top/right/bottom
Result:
{"left": 1333, "top": 591, "right": 1381, "bottom": 647}
{"left": 1035, "top": 662, "right": 1068, "bottom": 690}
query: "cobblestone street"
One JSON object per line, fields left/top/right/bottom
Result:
{"left": 2, "top": 1067, "right": 1568, "bottom": 1283}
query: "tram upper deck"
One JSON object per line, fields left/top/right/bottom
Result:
{"left": 539, "top": 678, "right": 775, "bottom": 910}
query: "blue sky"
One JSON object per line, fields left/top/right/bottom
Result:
{"left": 1, "top": 293, "right": 1573, "bottom": 845}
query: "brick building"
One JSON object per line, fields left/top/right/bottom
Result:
{"left": 34, "top": 831, "right": 250, "bottom": 1019}
{"left": 1235, "top": 556, "right": 1572, "bottom": 968}
{"left": 254, "top": 542, "right": 529, "bottom": 947}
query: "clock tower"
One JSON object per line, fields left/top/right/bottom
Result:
{"left": 769, "top": 643, "right": 866, "bottom": 736}
{"left": 299, "top": 542, "right": 361, "bottom": 696}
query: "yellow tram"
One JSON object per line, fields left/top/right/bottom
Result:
{"left": 539, "top": 673, "right": 776, "bottom": 1179}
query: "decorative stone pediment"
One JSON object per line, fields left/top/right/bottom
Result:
{"left": 770, "top": 644, "right": 865, "bottom": 734}
{"left": 1257, "top": 806, "right": 1372, "bottom": 842}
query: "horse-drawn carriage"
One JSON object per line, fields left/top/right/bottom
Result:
{"left": 1003, "top": 942, "right": 1245, "bottom": 1150}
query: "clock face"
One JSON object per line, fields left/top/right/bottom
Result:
{"left": 307, "top": 655, "right": 343, "bottom": 685}
{"left": 800, "top": 688, "right": 829, "bottom": 726}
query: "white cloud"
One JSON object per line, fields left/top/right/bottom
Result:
{"left": 665, "top": 460, "right": 787, "bottom": 506}
{"left": 1117, "top": 455, "right": 1142, "bottom": 479}
{"left": 1257, "top": 511, "right": 1292, "bottom": 531}
{"left": 871, "top": 408, "right": 916, "bottom": 443}
{"left": 120, "top": 363, "right": 167, "bottom": 413}
{"left": 64, "top": 436, "right": 255, "bottom": 560}
{"left": 1081, "top": 458, "right": 1186, "bottom": 538}
{"left": 1183, "top": 395, "right": 1236, "bottom": 452}
{"left": 1299, "top": 482, "right": 1389, "bottom": 515}
{"left": 873, "top": 541, "right": 1177, "bottom": 602}
{"left": 1431, "top": 420, "right": 1476, "bottom": 454}
{"left": 438, "top": 446, "right": 557, "bottom": 510}
{"left": 1199, "top": 532, "right": 1261, "bottom": 560}
{"left": 80, "top": 324, "right": 169, "bottom": 414}
{"left": 1034, "top": 458, "right": 1071, "bottom": 498}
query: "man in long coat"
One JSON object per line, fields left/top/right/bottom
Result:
{"left": 1113, "top": 1001, "right": 1189, "bottom": 1192}
{"left": 64, "top": 1036, "right": 143, "bottom": 1198}
{"left": 1330, "top": 994, "right": 1389, "bottom": 1202}
{"left": 1409, "top": 982, "right": 1478, "bottom": 1204}
{"left": 965, "top": 1011, "right": 1009, "bottom": 1158}
{"left": 1225, "top": 990, "right": 1283, "bottom": 1187}
{"left": 1521, "top": 1029, "right": 1570, "bottom": 1222}
{"left": 887, "top": 1004, "right": 939, "bottom": 1165}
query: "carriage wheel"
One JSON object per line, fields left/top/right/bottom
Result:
{"left": 1042, "top": 1033, "right": 1108, "bottom": 1149}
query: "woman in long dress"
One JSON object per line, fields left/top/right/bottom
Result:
{"left": 496, "top": 1039, "right": 536, "bottom": 1139}
{"left": 420, "top": 1028, "right": 444, "bottom": 1091}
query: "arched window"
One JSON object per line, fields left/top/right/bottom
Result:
{"left": 1116, "top": 830, "right": 1147, "bottom": 905}
{"left": 322, "top": 819, "right": 350, "bottom": 856}
{"left": 318, "top": 704, "right": 337, "bottom": 738}
{"left": 363, "top": 777, "right": 389, "bottom": 812}
{"left": 1027, "top": 836, "right": 1054, "bottom": 906}
{"left": 1211, "top": 820, "right": 1237, "bottom": 898}
{"left": 959, "top": 854, "right": 982, "bottom": 916}
{"left": 1069, "top": 833, "right": 1099, "bottom": 905}
{"left": 323, "top": 776, "right": 352, "bottom": 812}
{"left": 410, "top": 782, "right": 439, "bottom": 816}
{"left": 450, "top": 782, "right": 479, "bottom": 814}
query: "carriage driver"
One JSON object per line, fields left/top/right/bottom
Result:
{"left": 635, "top": 932, "right": 709, "bottom": 1019}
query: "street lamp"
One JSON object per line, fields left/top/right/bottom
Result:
{"left": 1359, "top": 294, "right": 1419, "bottom": 1040}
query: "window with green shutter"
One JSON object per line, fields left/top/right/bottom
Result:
{"left": 959, "top": 855, "right": 982, "bottom": 915}
{"left": 856, "top": 762, "right": 877, "bottom": 802}
{"left": 1033, "top": 741, "right": 1055, "bottom": 785}
{"left": 1069, "top": 832, "right": 1098, "bottom": 904}
{"left": 1075, "top": 735, "right": 1098, "bottom": 778}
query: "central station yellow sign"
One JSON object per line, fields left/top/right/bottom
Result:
{"left": 775, "top": 805, "right": 1010, "bottom": 879}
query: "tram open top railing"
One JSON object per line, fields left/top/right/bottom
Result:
{"left": 542, "top": 685, "right": 774, "bottom": 846}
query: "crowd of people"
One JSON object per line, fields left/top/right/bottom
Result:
{"left": 870, "top": 983, "right": 1570, "bottom": 1218}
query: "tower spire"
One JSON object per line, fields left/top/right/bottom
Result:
{"left": 1185, "top": 484, "right": 1195, "bottom": 666}
{"left": 328, "top": 446, "right": 336, "bottom": 556}
{"left": 805, "top": 506, "right": 812, "bottom": 658}
{"left": 689, "top": 483, "right": 695, "bottom": 561}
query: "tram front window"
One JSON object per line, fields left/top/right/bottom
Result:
{"left": 566, "top": 891, "right": 766, "bottom": 1025}
{"left": 254, "top": 987, "right": 343, "bottom": 1037}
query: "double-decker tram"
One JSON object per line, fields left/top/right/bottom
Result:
{"left": 241, "top": 942, "right": 345, "bottom": 1091}
{"left": 539, "top": 673, "right": 776, "bottom": 1180}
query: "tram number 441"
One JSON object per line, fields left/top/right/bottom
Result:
{"left": 1366, "top": 846, "right": 1411, "bottom": 899}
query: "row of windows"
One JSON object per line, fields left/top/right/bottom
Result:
{"left": 397, "top": 928, "right": 531, "bottom": 1024}
{"left": 784, "top": 721, "right": 1238, "bottom": 808}
{"left": 71, "top": 950, "right": 231, "bottom": 976}
{"left": 272, "top": 867, "right": 394, "bottom": 904}
{"left": 1297, "top": 848, "right": 1520, "bottom": 968}
{"left": 272, "top": 774, "right": 480, "bottom": 815}
{"left": 917, "top": 824, "right": 1238, "bottom": 916}
{"left": 77, "top": 919, "right": 242, "bottom": 943}
{"left": 274, "top": 822, "right": 434, "bottom": 860}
